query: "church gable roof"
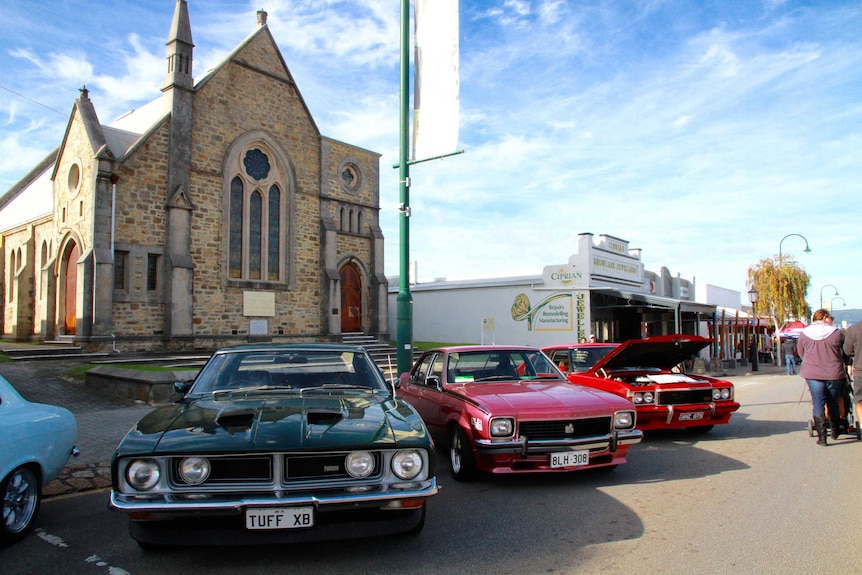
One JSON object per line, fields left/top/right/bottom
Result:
{"left": 50, "top": 87, "right": 111, "bottom": 181}
{"left": 194, "top": 13, "right": 320, "bottom": 136}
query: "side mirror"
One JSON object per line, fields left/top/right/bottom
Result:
{"left": 174, "top": 381, "right": 193, "bottom": 396}
{"left": 427, "top": 375, "right": 441, "bottom": 390}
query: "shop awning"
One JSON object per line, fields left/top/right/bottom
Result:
{"left": 679, "top": 302, "right": 718, "bottom": 315}
{"left": 592, "top": 289, "right": 678, "bottom": 310}
{"left": 592, "top": 288, "right": 716, "bottom": 314}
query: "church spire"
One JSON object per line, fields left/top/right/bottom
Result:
{"left": 163, "top": 0, "right": 194, "bottom": 91}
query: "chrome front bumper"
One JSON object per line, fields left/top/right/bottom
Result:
{"left": 111, "top": 478, "right": 438, "bottom": 513}
{"left": 474, "top": 429, "right": 643, "bottom": 458}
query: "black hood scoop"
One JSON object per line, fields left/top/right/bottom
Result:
{"left": 307, "top": 410, "right": 344, "bottom": 425}
{"left": 216, "top": 410, "right": 257, "bottom": 432}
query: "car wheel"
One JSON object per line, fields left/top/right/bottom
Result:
{"left": 1, "top": 465, "right": 41, "bottom": 546}
{"left": 686, "top": 425, "right": 714, "bottom": 434}
{"left": 449, "top": 427, "right": 477, "bottom": 482}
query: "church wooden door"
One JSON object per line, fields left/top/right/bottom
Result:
{"left": 63, "top": 242, "right": 79, "bottom": 334}
{"left": 340, "top": 264, "right": 362, "bottom": 333}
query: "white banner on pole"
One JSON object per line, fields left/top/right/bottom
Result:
{"left": 413, "top": 0, "right": 459, "bottom": 160}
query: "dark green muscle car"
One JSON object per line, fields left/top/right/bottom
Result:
{"left": 110, "top": 344, "right": 437, "bottom": 549}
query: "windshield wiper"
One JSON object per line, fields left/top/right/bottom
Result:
{"left": 212, "top": 385, "right": 297, "bottom": 397}
{"left": 299, "top": 384, "right": 379, "bottom": 395}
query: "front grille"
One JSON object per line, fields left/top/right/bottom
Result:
{"left": 165, "top": 451, "right": 390, "bottom": 489}
{"left": 519, "top": 417, "right": 611, "bottom": 440}
{"left": 173, "top": 456, "right": 272, "bottom": 483}
{"left": 285, "top": 452, "right": 381, "bottom": 481}
{"left": 657, "top": 389, "right": 712, "bottom": 405}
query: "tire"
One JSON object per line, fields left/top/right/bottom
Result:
{"left": 449, "top": 427, "right": 478, "bottom": 482}
{"left": 686, "top": 425, "right": 714, "bottom": 434}
{"left": 1, "top": 465, "right": 42, "bottom": 547}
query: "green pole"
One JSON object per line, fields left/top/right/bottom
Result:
{"left": 396, "top": 0, "right": 413, "bottom": 375}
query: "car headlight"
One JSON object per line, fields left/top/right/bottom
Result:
{"left": 632, "top": 392, "right": 654, "bottom": 404}
{"left": 126, "top": 459, "right": 161, "bottom": 491}
{"left": 713, "top": 387, "right": 732, "bottom": 400}
{"left": 345, "top": 451, "right": 376, "bottom": 478}
{"left": 178, "top": 457, "right": 211, "bottom": 485}
{"left": 490, "top": 417, "right": 514, "bottom": 437}
{"left": 613, "top": 410, "right": 635, "bottom": 429}
{"left": 391, "top": 450, "right": 423, "bottom": 480}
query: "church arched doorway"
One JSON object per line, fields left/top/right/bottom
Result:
{"left": 62, "top": 242, "right": 79, "bottom": 335}
{"left": 340, "top": 263, "right": 362, "bottom": 333}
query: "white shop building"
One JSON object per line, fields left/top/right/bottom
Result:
{"left": 388, "top": 233, "right": 717, "bottom": 350}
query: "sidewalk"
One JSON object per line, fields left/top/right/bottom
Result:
{"left": 0, "top": 354, "right": 793, "bottom": 498}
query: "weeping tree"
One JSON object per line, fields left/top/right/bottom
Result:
{"left": 747, "top": 256, "right": 811, "bottom": 365}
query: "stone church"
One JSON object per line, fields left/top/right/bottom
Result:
{"left": 0, "top": 0, "right": 388, "bottom": 352}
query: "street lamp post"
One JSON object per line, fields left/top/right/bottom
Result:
{"left": 830, "top": 296, "right": 846, "bottom": 317}
{"left": 778, "top": 233, "right": 812, "bottom": 266}
{"left": 819, "top": 284, "right": 838, "bottom": 310}
{"left": 775, "top": 233, "right": 811, "bottom": 367}
{"left": 748, "top": 287, "right": 759, "bottom": 372}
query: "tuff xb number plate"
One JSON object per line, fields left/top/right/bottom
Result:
{"left": 246, "top": 506, "right": 314, "bottom": 530}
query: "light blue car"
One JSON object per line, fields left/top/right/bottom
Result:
{"left": 1, "top": 374, "right": 78, "bottom": 546}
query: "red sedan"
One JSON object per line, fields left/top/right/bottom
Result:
{"left": 543, "top": 335, "right": 740, "bottom": 433}
{"left": 398, "top": 346, "right": 643, "bottom": 481}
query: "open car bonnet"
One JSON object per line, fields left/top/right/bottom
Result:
{"left": 590, "top": 335, "right": 713, "bottom": 373}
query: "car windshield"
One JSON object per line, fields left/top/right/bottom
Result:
{"left": 189, "top": 349, "right": 388, "bottom": 395}
{"left": 569, "top": 346, "right": 616, "bottom": 372}
{"left": 447, "top": 350, "right": 563, "bottom": 383}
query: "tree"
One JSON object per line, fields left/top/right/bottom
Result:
{"left": 747, "top": 255, "right": 811, "bottom": 329}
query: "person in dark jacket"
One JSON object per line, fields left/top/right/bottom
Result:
{"left": 781, "top": 338, "right": 798, "bottom": 375}
{"left": 797, "top": 309, "right": 846, "bottom": 445}
{"left": 843, "top": 321, "right": 862, "bottom": 434}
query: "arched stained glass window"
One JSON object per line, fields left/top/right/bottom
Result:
{"left": 226, "top": 139, "right": 291, "bottom": 284}
{"left": 249, "top": 191, "right": 262, "bottom": 280}
{"left": 229, "top": 177, "right": 244, "bottom": 278}
{"left": 268, "top": 186, "right": 280, "bottom": 281}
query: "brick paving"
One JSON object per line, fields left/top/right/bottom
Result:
{"left": 0, "top": 356, "right": 152, "bottom": 498}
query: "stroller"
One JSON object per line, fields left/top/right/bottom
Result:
{"left": 807, "top": 375, "right": 862, "bottom": 441}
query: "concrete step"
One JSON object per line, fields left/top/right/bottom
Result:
{"left": 1, "top": 343, "right": 112, "bottom": 361}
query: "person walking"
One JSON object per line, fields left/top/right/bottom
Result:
{"left": 781, "top": 338, "right": 797, "bottom": 375}
{"left": 797, "top": 309, "right": 846, "bottom": 446}
{"left": 843, "top": 321, "right": 862, "bottom": 434}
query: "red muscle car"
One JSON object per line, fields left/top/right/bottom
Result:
{"left": 543, "top": 335, "right": 740, "bottom": 433}
{"left": 398, "top": 346, "right": 642, "bottom": 481}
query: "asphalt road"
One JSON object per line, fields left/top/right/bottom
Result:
{"left": 3, "top": 365, "right": 861, "bottom": 574}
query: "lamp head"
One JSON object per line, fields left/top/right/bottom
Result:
{"left": 747, "top": 287, "right": 759, "bottom": 304}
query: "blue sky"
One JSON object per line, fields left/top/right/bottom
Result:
{"left": 1, "top": 0, "right": 860, "bottom": 315}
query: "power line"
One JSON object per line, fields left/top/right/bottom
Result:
{"left": 0, "top": 84, "right": 65, "bottom": 116}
